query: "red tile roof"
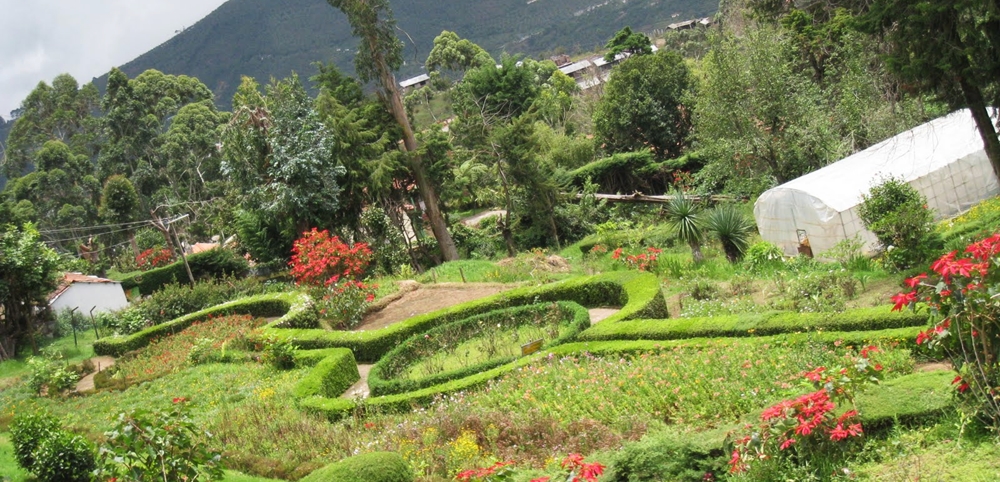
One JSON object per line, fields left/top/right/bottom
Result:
{"left": 49, "top": 273, "right": 120, "bottom": 302}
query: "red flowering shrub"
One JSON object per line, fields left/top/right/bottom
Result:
{"left": 135, "top": 248, "right": 173, "bottom": 270}
{"left": 454, "top": 454, "right": 605, "bottom": 482}
{"left": 289, "top": 228, "right": 372, "bottom": 287}
{"left": 289, "top": 229, "right": 376, "bottom": 329}
{"left": 612, "top": 246, "right": 662, "bottom": 272}
{"left": 892, "top": 232, "right": 1000, "bottom": 428}
{"left": 728, "top": 348, "right": 882, "bottom": 474}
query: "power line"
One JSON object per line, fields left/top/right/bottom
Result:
{"left": 38, "top": 218, "right": 153, "bottom": 235}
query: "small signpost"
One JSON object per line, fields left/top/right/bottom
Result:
{"left": 521, "top": 339, "right": 544, "bottom": 356}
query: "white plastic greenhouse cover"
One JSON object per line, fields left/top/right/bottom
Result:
{"left": 754, "top": 109, "right": 1000, "bottom": 257}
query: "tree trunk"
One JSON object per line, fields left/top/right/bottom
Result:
{"left": 129, "top": 230, "right": 140, "bottom": 257}
{"left": 688, "top": 239, "right": 704, "bottom": 263}
{"left": 379, "top": 68, "right": 460, "bottom": 262}
{"left": 958, "top": 76, "right": 1000, "bottom": 182}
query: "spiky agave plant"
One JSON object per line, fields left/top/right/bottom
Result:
{"left": 665, "top": 192, "right": 704, "bottom": 263}
{"left": 704, "top": 204, "right": 755, "bottom": 263}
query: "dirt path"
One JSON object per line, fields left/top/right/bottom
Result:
{"left": 462, "top": 210, "right": 506, "bottom": 227}
{"left": 588, "top": 308, "right": 620, "bottom": 324}
{"left": 75, "top": 356, "right": 116, "bottom": 392}
{"left": 354, "top": 284, "right": 513, "bottom": 331}
{"left": 342, "top": 364, "right": 373, "bottom": 399}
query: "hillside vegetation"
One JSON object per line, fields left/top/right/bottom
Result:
{"left": 94, "top": 0, "right": 716, "bottom": 107}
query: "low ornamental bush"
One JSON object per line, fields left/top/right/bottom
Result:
{"left": 299, "top": 451, "right": 414, "bottom": 482}
{"left": 135, "top": 247, "right": 173, "bottom": 270}
{"left": 95, "top": 398, "right": 224, "bottom": 481}
{"left": 10, "top": 412, "right": 95, "bottom": 482}
{"left": 455, "top": 453, "right": 605, "bottom": 482}
{"left": 727, "top": 346, "right": 883, "bottom": 476}
{"left": 9, "top": 412, "right": 60, "bottom": 471}
{"left": 290, "top": 228, "right": 376, "bottom": 329}
{"left": 893, "top": 232, "right": 1000, "bottom": 429}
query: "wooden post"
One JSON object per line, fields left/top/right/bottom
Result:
{"left": 89, "top": 307, "right": 100, "bottom": 340}
{"left": 459, "top": 267, "right": 466, "bottom": 283}
{"left": 169, "top": 222, "right": 196, "bottom": 285}
{"left": 69, "top": 307, "right": 79, "bottom": 348}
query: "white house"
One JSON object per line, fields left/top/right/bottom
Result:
{"left": 49, "top": 273, "right": 129, "bottom": 315}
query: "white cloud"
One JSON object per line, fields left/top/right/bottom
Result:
{"left": 0, "top": 0, "right": 229, "bottom": 119}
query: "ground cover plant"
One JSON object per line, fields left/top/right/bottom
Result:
{"left": 102, "top": 314, "right": 265, "bottom": 387}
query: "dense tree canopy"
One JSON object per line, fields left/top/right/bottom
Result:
{"left": 0, "top": 224, "right": 61, "bottom": 360}
{"left": 594, "top": 50, "right": 693, "bottom": 160}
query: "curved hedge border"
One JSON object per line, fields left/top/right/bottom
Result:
{"left": 300, "top": 326, "right": 923, "bottom": 421}
{"left": 93, "top": 292, "right": 317, "bottom": 357}
{"left": 260, "top": 271, "right": 667, "bottom": 363}
{"left": 368, "top": 301, "right": 590, "bottom": 397}
{"left": 577, "top": 306, "right": 928, "bottom": 342}
{"left": 605, "top": 369, "right": 955, "bottom": 478}
{"left": 300, "top": 451, "right": 414, "bottom": 482}
{"left": 119, "top": 248, "right": 249, "bottom": 296}
{"left": 291, "top": 348, "right": 361, "bottom": 399}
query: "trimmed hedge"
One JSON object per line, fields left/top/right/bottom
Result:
{"left": 856, "top": 369, "right": 955, "bottom": 433}
{"left": 604, "top": 370, "right": 953, "bottom": 481}
{"left": 120, "top": 248, "right": 249, "bottom": 296}
{"left": 93, "top": 292, "right": 316, "bottom": 357}
{"left": 578, "top": 306, "right": 928, "bottom": 342}
{"left": 301, "top": 327, "right": 923, "bottom": 421}
{"left": 292, "top": 348, "right": 360, "bottom": 399}
{"left": 260, "top": 271, "right": 666, "bottom": 363}
{"left": 300, "top": 452, "right": 414, "bottom": 482}
{"left": 367, "top": 301, "right": 590, "bottom": 397}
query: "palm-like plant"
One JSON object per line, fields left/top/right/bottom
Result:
{"left": 665, "top": 193, "right": 704, "bottom": 263}
{"left": 704, "top": 204, "right": 755, "bottom": 263}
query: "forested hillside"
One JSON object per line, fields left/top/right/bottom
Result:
{"left": 93, "top": 0, "right": 716, "bottom": 106}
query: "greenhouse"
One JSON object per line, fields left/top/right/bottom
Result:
{"left": 754, "top": 109, "right": 1000, "bottom": 257}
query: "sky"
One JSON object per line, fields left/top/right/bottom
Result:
{"left": 0, "top": 0, "right": 229, "bottom": 120}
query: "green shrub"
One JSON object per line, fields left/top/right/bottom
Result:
{"left": 292, "top": 348, "right": 360, "bottom": 398}
{"left": 9, "top": 412, "right": 60, "bottom": 470}
{"left": 30, "top": 430, "right": 95, "bottom": 482}
{"left": 263, "top": 337, "right": 298, "bottom": 370}
{"left": 772, "top": 270, "right": 859, "bottom": 312}
{"left": 95, "top": 400, "right": 224, "bottom": 481}
{"left": 858, "top": 176, "right": 936, "bottom": 270}
{"left": 300, "top": 452, "right": 413, "bottom": 482}
{"left": 26, "top": 349, "right": 80, "bottom": 395}
{"left": 607, "top": 428, "right": 729, "bottom": 482}
{"left": 97, "top": 306, "right": 151, "bottom": 335}
{"left": 742, "top": 241, "right": 784, "bottom": 273}
{"left": 568, "top": 151, "right": 672, "bottom": 194}
{"left": 119, "top": 248, "right": 250, "bottom": 295}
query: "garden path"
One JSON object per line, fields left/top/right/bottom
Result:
{"left": 342, "top": 364, "right": 373, "bottom": 399}
{"left": 340, "top": 307, "right": 623, "bottom": 399}
{"left": 587, "top": 308, "right": 619, "bottom": 324}
{"left": 74, "top": 355, "right": 116, "bottom": 392}
{"left": 461, "top": 210, "right": 506, "bottom": 227}
{"left": 355, "top": 284, "right": 514, "bottom": 331}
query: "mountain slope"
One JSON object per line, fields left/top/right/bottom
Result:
{"left": 96, "top": 0, "right": 717, "bottom": 106}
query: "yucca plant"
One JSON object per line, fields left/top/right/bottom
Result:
{"left": 704, "top": 204, "right": 755, "bottom": 263}
{"left": 664, "top": 192, "right": 704, "bottom": 263}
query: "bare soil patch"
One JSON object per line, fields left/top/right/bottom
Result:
{"left": 353, "top": 283, "right": 514, "bottom": 331}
